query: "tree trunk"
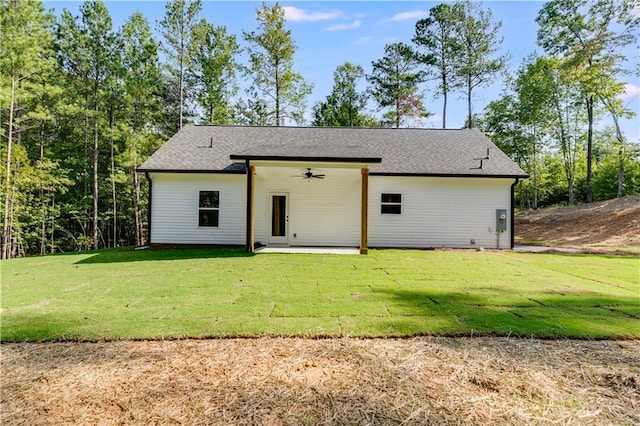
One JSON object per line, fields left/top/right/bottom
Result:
{"left": 83, "top": 97, "right": 90, "bottom": 238}
{"left": 275, "top": 60, "right": 280, "bottom": 126}
{"left": 2, "top": 75, "right": 16, "bottom": 260}
{"left": 567, "top": 178, "right": 574, "bottom": 205}
{"left": 585, "top": 95, "right": 594, "bottom": 203}
{"left": 532, "top": 133, "right": 538, "bottom": 210}
{"left": 133, "top": 168, "right": 142, "bottom": 246}
{"left": 617, "top": 147, "right": 624, "bottom": 198}
{"left": 92, "top": 100, "right": 99, "bottom": 250}
{"left": 50, "top": 195, "right": 55, "bottom": 253}
{"left": 39, "top": 117, "right": 46, "bottom": 255}
{"left": 110, "top": 137, "right": 116, "bottom": 248}
{"left": 179, "top": 22, "right": 185, "bottom": 130}
{"left": 109, "top": 106, "right": 116, "bottom": 248}
{"left": 442, "top": 85, "right": 447, "bottom": 129}
{"left": 466, "top": 77, "right": 473, "bottom": 128}
{"left": 600, "top": 94, "right": 627, "bottom": 199}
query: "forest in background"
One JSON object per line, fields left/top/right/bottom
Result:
{"left": 1, "top": 0, "right": 638, "bottom": 258}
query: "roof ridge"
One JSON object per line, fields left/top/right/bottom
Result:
{"left": 191, "top": 124, "right": 473, "bottom": 131}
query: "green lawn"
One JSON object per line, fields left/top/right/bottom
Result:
{"left": 1, "top": 248, "right": 638, "bottom": 341}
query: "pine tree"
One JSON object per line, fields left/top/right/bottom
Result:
{"left": 55, "top": 0, "right": 119, "bottom": 249}
{"left": 158, "top": 0, "right": 202, "bottom": 131}
{"left": 1, "top": 0, "right": 59, "bottom": 258}
{"left": 412, "top": 3, "right": 464, "bottom": 129}
{"left": 367, "top": 43, "right": 428, "bottom": 128}
{"left": 243, "top": 2, "right": 313, "bottom": 126}
{"left": 313, "top": 62, "right": 376, "bottom": 127}
{"left": 537, "top": 0, "right": 639, "bottom": 203}
{"left": 122, "top": 11, "right": 163, "bottom": 246}
{"left": 189, "top": 20, "right": 240, "bottom": 124}
{"left": 455, "top": 0, "right": 508, "bottom": 129}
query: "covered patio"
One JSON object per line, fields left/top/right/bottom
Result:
{"left": 230, "top": 147, "right": 381, "bottom": 255}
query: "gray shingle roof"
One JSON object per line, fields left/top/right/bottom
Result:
{"left": 138, "top": 125, "right": 528, "bottom": 178}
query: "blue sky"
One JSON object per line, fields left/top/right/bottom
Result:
{"left": 47, "top": 1, "right": 639, "bottom": 140}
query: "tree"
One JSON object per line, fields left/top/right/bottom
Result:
{"left": 56, "top": 0, "right": 120, "bottom": 250}
{"left": 591, "top": 128, "right": 640, "bottom": 201}
{"left": 482, "top": 55, "right": 560, "bottom": 208}
{"left": 511, "top": 55, "right": 559, "bottom": 209}
{"left": 455, "top": 0, "right": 508, "bottom": 128}
{"left": 158, "top": 0, "right": 202, "bottom": 131}
{"left": 189, "top": 20, "right": 240, "bottom": 124}
{"left": 536, "top": 0, "right": 639, "bottom": 203}
{"left": 243, "top": 2, "right": 313, "bottom": 126}
{"left": 367, "top": 42, "right": 428, "bottom": 128}
{"left": 412, "top": 2, "right": 463, "bottom": 129}
{"left": 312, "top": 62, "right": 376, "bottom": 127}
{"left": 0, "top": 0, "right": 59, "bottom": 258}
{"left": 121, "top": 11, "right": 163, "bottom": 245}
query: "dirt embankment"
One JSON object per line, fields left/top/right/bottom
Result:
{"left": 516, "top": 196, "right": 640, "bottom": 251}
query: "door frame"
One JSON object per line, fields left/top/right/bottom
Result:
{"left": 267, "top": 191, "right": 289, "bottom": 245}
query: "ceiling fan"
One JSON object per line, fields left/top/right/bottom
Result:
{"left": 294, "top": 168, "right": 325, "bottom": 180}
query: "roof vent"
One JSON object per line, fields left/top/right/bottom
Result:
{"left": 471, "top": 148, "right": 490, "bottom": 170}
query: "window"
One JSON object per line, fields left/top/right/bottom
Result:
{"left": 198, "top": 191, "right": 219, "bottom": 227}
{"left": 381, "top": 193, "right": 402, "bottom": 214}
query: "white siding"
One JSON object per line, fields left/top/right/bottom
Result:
{"left": 369, "top": 176, "right": 514, "bottom": 249}
{"left": 253, "top": 167, "right": 360, "bottom": 247}
{"left": 149, "top": 171, "right": 515, "bottom": 249}
{"left": 149, "top": 173, "right": 245, "bottom": 245}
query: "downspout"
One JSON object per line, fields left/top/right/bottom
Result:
{"left": 510, "top": 178, "right": 519, "bottom": 249}
{"left": 146, "top": 172, "right": 152, "bottom": 245}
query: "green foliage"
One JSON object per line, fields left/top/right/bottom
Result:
{"left": 536, "top": 0, "right": 639, "bottom": 203}
{"left": 1, "top": 0, "right": 64, "bottom": 258}
{"left": 412, "top": 2, "right": 464, "bottom": 129}
{"left": 189, "top": 21, "right": 240, "bottom": 124}
{"left": 2, "top": 0, "right": 637, "bottom": 257}
{"left": 592, "top": 131, "right": 640, "bottom": 200}
{"left": 122, "top": 11, "right": 162, "bottom": 132}
{"left": 158, "top": 0, "right": 202, "bottom": 130}
{"left": 312, "top": 62, "right": 377, "bottom": 127}
{"left": 243, "top": 2, "right": 313, "bottom": 126}
{"left": 2, "top": 249, "right": 638, "bottom": 340}
{"left": 455, "top": 0, "right": 508, "bottom": 128}
{"left": 367, "top": 42, "right": 429, "bottom": 128}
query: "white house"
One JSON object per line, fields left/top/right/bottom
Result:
{"left": 138, "top": 125, "right": 528, "bottom": 254}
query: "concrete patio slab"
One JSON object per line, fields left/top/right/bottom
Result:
{"left": 255, "top": 247, "right": 360, "bottom": 255}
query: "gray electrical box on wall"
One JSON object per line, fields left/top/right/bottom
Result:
{"left": 496, "top": 209, "right": 507, "bottom": 232}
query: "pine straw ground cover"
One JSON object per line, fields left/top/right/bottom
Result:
{"left": 1, "top": 337, "right": 638, "bottom": 425}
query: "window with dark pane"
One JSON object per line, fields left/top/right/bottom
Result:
{"left": 198, "top": 191, "right": 219, "bottom": 227}
{"left": 381, "top": 193, "right": 402, "bottom": 214}
{"left": 199, "top": 191, "right": 219, "bottom": 209}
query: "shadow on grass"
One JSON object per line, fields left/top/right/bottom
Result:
{"left": 375, "top": 288, "right": 640, "bottom": 339}
{"left": 3, "top": 289, "right": 638, "bottom": 343}
{"left": 75, "top": 247, "right": 255, "bottom": 265}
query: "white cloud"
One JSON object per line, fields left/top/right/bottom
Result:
{"left": 353, "top": 36, "right": 374, "bottom": 46}
{"left": 324, "top": 20, "right": 361, "bottom": 31}
{"left": 621, "top": 83, "right": 640, "bottom": 100}
{"left": 352, "top": 35, "right": 398, "bottom": 47}
{"left": 283, "top": 6, "right": 343, "bottom": 22}
{"left": 387, "top": 10, "right": 429, "bottom": 22}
